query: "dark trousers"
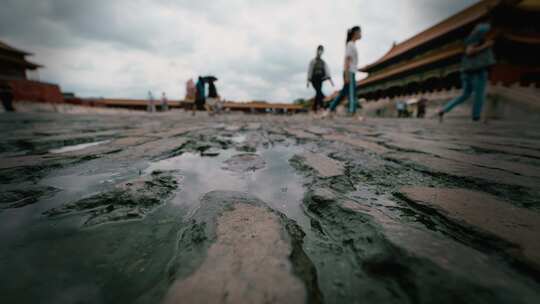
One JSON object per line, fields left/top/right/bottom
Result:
{"left": 311, "top": 78, "right": 324, "bottom": 112}
{"left": 195, "top": 98, "right": 205, "bottom": 110}
{"left": 1, "top": 96, "right": 15, "bottom": 112}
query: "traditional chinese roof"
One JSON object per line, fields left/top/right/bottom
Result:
{"left": 0, "top": 40, "right": 42, "bottom": 70}
{"left": 359, "top": 44, "right": 463, "bottom": 87}
{"left": 0, "top": 40, "right": 31, "bottom": 55}
{"left": 0, "top": 54, "right": 41, "bottom": 69}
{"left": 360, "top": 0, "right": 501, "bottom": 73}
{"left": 518, "top": 0, "right": 540, "bottom": 11}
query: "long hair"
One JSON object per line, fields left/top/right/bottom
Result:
{"left": 346, "top": 26, "right": 361, "bottom": 44}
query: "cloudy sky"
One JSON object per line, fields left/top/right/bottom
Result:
{"left": 1, "top": 0, "right": 477, "bottom": 102}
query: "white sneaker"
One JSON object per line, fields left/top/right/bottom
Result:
{"left": 321, "top": 110, "right": 330, "bottom": 119}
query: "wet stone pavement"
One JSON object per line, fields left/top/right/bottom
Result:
{"left": 1, "top": 111, "right": 540, "bottom": 304}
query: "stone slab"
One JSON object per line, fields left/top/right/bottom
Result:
{"left": 389, "top": 152, "right": 540, "bottom": 190}
{"left": 285, "top": 128, "right": 318, "bottom": 140}
{"left": 164, "top": 195, "right": 306, "bottom": 304}
{"left": 400, "top": 187, "right": 540, "bottom": 270}
{"left": 324, "top": 134, "right": 390, "bottom": 155}
{"left": 295, "top": 152, "right": 345, "bottom": 178}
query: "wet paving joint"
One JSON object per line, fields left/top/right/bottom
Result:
{"left": 398, "top": 187, "right": 540, "bottom": 277}
{"left": 393, "top": 191, "right": 519, "bottom": 253}
{"left": 383, "top": 156, "right": 540, "bottom": 211}
{"left": 0, "top": 185, "right": 60, "bottom": 210}
{"left": 43, "top": 170, "right": 179, "bottom": 227}
{"left": 0, "top": 162, "right": 64, "bottom": 184}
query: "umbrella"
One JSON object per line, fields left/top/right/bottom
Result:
{"left": 203, "top": 76, "right": 218, "bottom": 82}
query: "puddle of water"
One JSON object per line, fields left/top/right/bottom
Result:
{"left": 0, "top": 171, "right": 117, "bottom": 242}
{"left": 49, "top": 140, "right": 110, "bottom": 154}
{"left": 146, "top": 144, "right": 309, "bottom": 227}
{"left": 231, "top": 134, "right": 247, "bottom": 143}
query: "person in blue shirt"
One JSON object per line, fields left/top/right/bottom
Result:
{"left": 438, "top": 22, "right": 495, "bottom": 122}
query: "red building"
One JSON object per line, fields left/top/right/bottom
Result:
{"left": 0, "top": 40, "right": 63, "bottom": 103}
{"left": 356, "top": 0, "right": 540, "bottom": 108}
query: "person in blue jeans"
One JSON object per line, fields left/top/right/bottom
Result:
{"left": 324, "top": 26, "right": 363, "bottom": 120}
{"left": 438, "top": 22, "right": 495, "bottom": 122}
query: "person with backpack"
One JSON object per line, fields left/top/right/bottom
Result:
{"left": 323, "top": 26, "right": 363, "bottom": 120}
{"left": 437, "top": 22, "right": 495, "bottom": 122}
{"left": 307, "top": 45, "right": 333, "bottom": 114}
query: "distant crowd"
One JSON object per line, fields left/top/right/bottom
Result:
{"left": 2, "top": 21, "right": 495, "bottom": 123}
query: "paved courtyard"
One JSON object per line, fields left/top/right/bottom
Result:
{"left": 1, "top": 110, "right": 540, "bottom": 304}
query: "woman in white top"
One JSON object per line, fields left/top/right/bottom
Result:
{"left": 326, "top": 26, "right": 362, "bottom": 117}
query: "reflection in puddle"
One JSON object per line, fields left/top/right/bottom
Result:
{"left": 231, "top": 134, "right": 247, "bottom": 143}
{"left": 146, "top": 145, "right": 308, "bottom": 226}
{"left": 49, "top": 140, "right": 110, "bottom": 154}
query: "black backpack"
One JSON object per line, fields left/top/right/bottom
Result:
{"left": 312, "top": 59, "right": 326, "bottom": 79}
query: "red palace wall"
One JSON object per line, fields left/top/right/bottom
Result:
{"left": 8, "top": 79, "right": 64, "bottom": 103}
{"left": 490, "top": 64, "right": 540, "bottom": 86}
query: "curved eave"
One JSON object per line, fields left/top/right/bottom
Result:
{"left": 518, "top": 0, "right": 540, "bottom": 11}
{"left": 0, "top": 40, "right": 33, "bottom": 56}
{"left": 358, "top": 45, "right": 464, "bottom": 87}
{"left": 25, "top": 60, "right": 42, "bottom": 70}
{"left": 360, "top": 0, "right": 500, "bottom": 72}
{"left": 503, "top": 33, "right": 540, "bottom": 44}
{"left": 0, "top": 54, "right": 42, "bottom": 69}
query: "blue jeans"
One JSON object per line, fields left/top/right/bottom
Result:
{"left": 329, "top": 72, "right": 359, "bottom": 113}
{"left": 442, "top": 70, "right": 488, "bottom": 120}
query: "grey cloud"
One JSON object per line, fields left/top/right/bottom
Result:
{"left": 1, "top": 0, "right": 480, "bottom": 101}
{"left": 0, "top": 0, "right": 195, "bottom": 52}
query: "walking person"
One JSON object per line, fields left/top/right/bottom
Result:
{"left": 307, "top": 45, "right": 334, "bottom": 115}
{"left": 396, "top": 100, "right": 406, "bottom": 118}
{"left": 185, "top": 78, "right": 196, "bottom": 112}
{"left": 417, "top": 97, "right": 427, "bottom": 118}
{"left": 323, "top": 26, "right": 363, "bottom": 120}
{"left": 147, "top": 91, "right": 156, "bottom": 113}
{"left": 192, "top": 77, "right": 206, "bottom": 116}
{"left": 0, "top": 81, "right": 15, "bottom": 112}
{"left": 204, "top": 76, "right": 220, "bottom": 115}
{"left": 438, "top": 22, "right": 495, "bottom": 122}
{"left": 161, "top": 92, "right": 169, "bottom": 112}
